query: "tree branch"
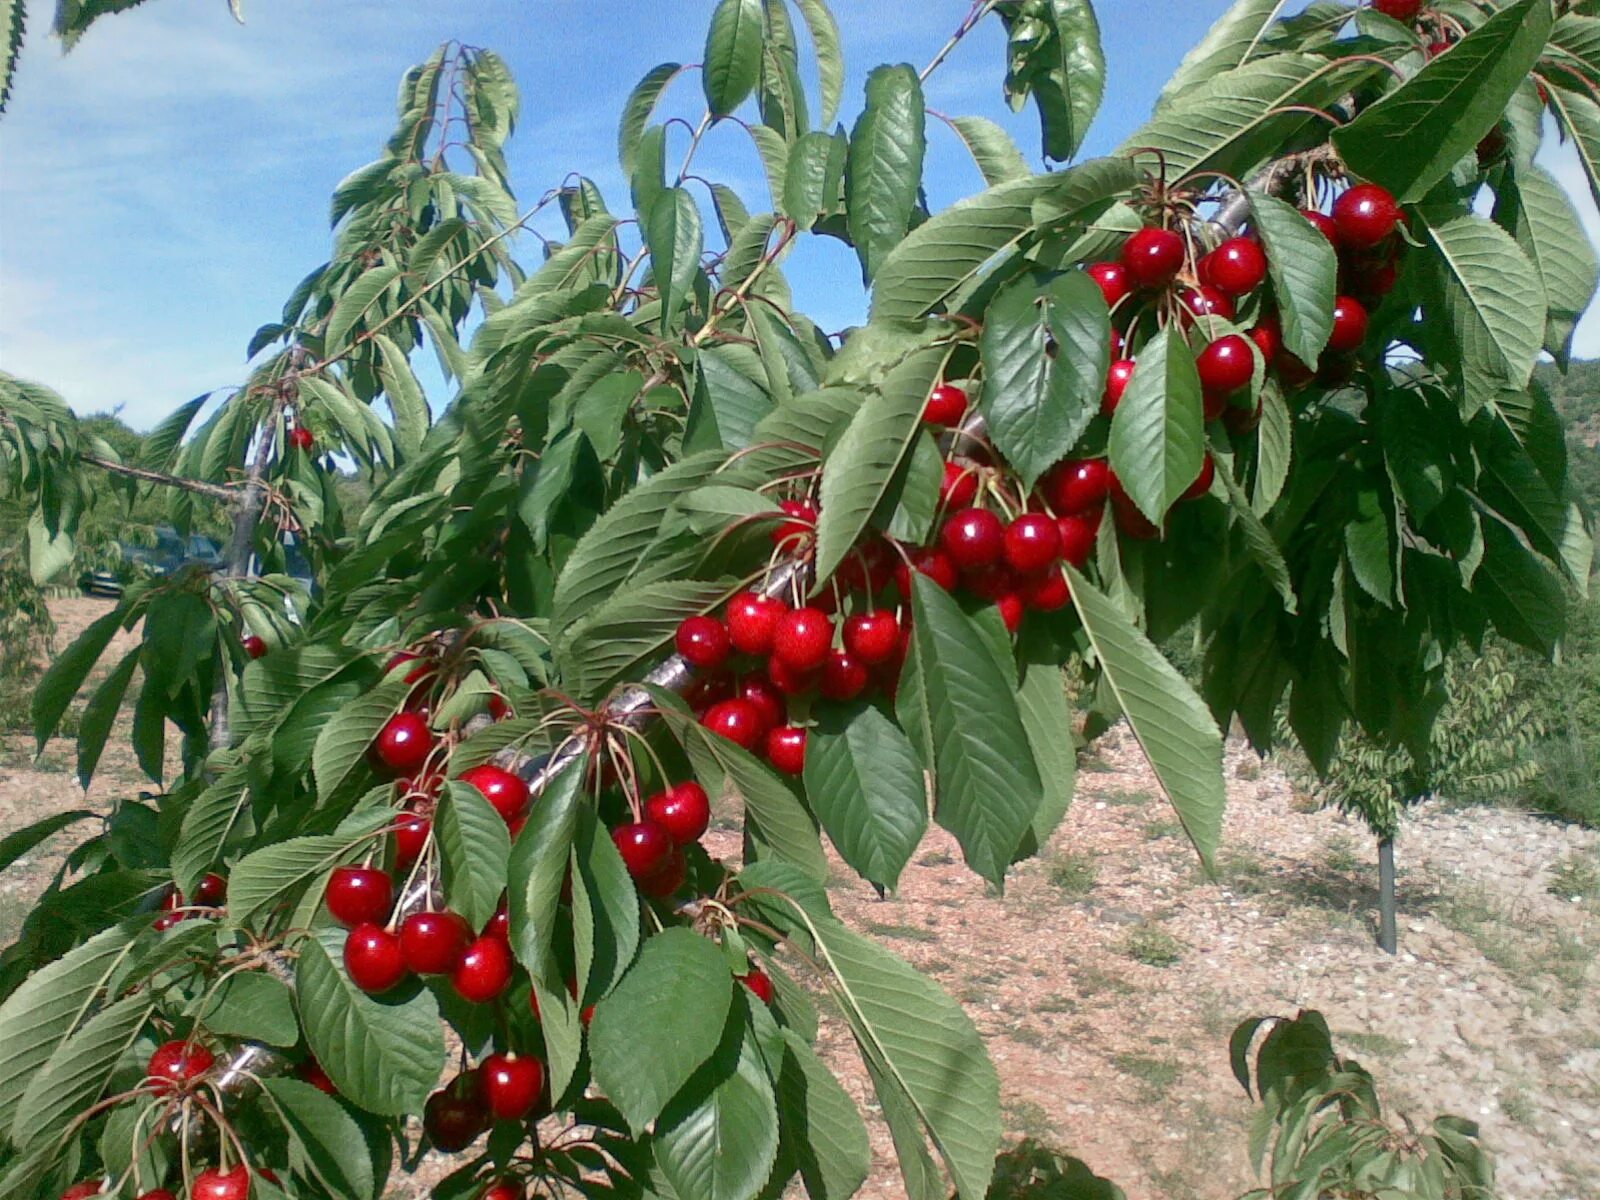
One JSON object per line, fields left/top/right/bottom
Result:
{"left": 78, "top": 453, "right": 236, "bottom": 503}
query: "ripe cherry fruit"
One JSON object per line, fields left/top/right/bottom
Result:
{"left": 736, "top": 675, "right": 786, "bottom": 733}
{"left": 241, "top": 634, "right": 267, "bottom": 660}
{"left": 480, "top": 1181, "right": 527, "bottom": 1200}
{"left": 460, "top": 764, "right": 531, "bottom": 824}
{"left": 1183, "top": 453, "right": 1217, "bottom": 501}
{"left": 766, "top": 726, "right": 808, "bottom": 775}
{"left": 1201, "top": 237, "right": 1267, "bottom": 296}
{"left": 940, "top": 461, "right": 979, "bottom": 508}
{"left": 1003, "top": 514, "right": 1062, "bottom": 574}
{"left": 923, "top": 383, "right": 969, "bottom": 426}
{"left": 765, "top": 655, "right": 818, "bottom": 697}
{"left": 1056, "top": 514, "right": 1098, "bottom": 569}
{"left": 726, "top": 592, "right": 784, "bottom": 655}
{"left": 1372, "top": 0, "right": 1423, "bottom": 23}
{"left": 300, "top": 1057, "right": 337, "bottom": 1095}
{"left": 1333, "top": 183, "right": 1401, "bottom": 248}
{"left": 452, "top": 935, "right": 513, "bottom": 1003}
{"left": 425, "top": 1078, "right": 489, "bottom": 1152}
{"left": 644, "top": 781, "right": 711, "bottom": 846}
{"left": 894, "top": 546, "right": 959, "bottom": 595}
{"left": 1177, "top": 285, "right": 1235, "bottom": 324}
{"left": 739, "top": 966, "right": 775, "bottom": 1004}
{"left": 1120, "top": 226, "right": 1185, "bottom": 289}
{"left": 326, "top": 865, "right": 394, "bottom": 928}
{"left": 1196, "top": 334, "right": 1256, "bottom": 399}
{"left": 1327, "top": 295, "right": 1370, "bottom": 353}
{"left": 1300, "top": 208, "right": 1341, "bottom": 247}
{"left": 772, "top": 607, "right": 833, "bottom": 672}
{"left": 400, "top": 910, "right": 471, "bottom": 975}
{"left": 1102, "top": 359, "right": 1136, "bottom": 416}
{"left": 192, "top": 1166, "right": 252, "bottom": 1200}
{"left": 702, "top": 698, "right": 765, "bottom": 750}
{"left": 60, "top": 1185, "right": 104, "bottom": 1200}
{"left": 1044, "top": 458, "right": 1110, "bottom": 516}
{"left": 1022, "top": 569, "right": 1072, "bottom": 611}
{"left": 674, "top": 615, "right": 731, "bottom": 669}
{"left": 1087, "top": 261, "right": 1132, "bottom": 308}
{"left": 147, "top": 1039, "right": 214, "bottom": 1093}
{"left": 370, "top": 711, "right": 433, "bottom": 777}
{"left": 641, "top": 847, "right": 688, "bottom": 899}
{"left": 820, "top": 648, "right": 870, "bottom": 702}
{"left": 1249, "top": 317, "right": 1284, "bottom": 363}
{"left": 479, "top": 1052, "right": 546, "bottom": 1121}
{"left": 612, "top": 821, "right": 674, "bottom": 881}
{"left": 287, "top": 426, "right": 316, "bottom": 452}
{"left": 194, "top": 871, "right": 228, "bottom": 906}
{"left": 940, "top": 507, "right": 1005, "bottom": 570}
{"left": 345, "top": 924, "right": 407, "bottom": 994}
{"left": 136, "top": 1191, "right": 178, "bottom": 1200}
{"left": 843, "top": 610, "right": 901, "bottom": 664}
{"left": 393, "top": 808, "right": 430, "bottom": 870}
{"left": 997, "top": 593, "right": 1025, "bottom": 633}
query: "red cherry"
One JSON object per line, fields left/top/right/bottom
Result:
{"left": 460, "top": 764, "right": 531, "bottom": 824}
{"left": 612, "top": 821, "right": 674, "bottom": 881}
{"left": 997, "top": 594, "right": 1025, "bottom": 633}
{"left": 425, "top": 1082, "right": 488, "bottom": 1152}
{"left": 739, "top": 966, "right": 775, "bottom": 1004}
{"left": 962, "top": 564, "right": 1014, "bottom": 601}
{"left": 153, "top": 913, "right": 183, "bottom": 932}
{"left": 939, "top": 508, "right": 1005, "bottom": 570}
{"left": 702, "top": 698, "right": 766, "bottom": 750}
{"left": 820, "top": 648, "right": 870, "bottom": 701}
{"left": 1333, "top": 183, "right": 1401, "bottom": 248}
{"left": 370, "top": 711, "right": 433, "bottom": 777}
{"left": 485, "top": 898, "right": 511, "bottom": 942}
{"left": 1300, "top": 209, "right": 1341, "bottom": 247}
{"left": 1348, "top": 259, "right": 1399, "bottom": 299}
{"left": 192, "top": 1166, "right": 251, "bottom": 1200}
{"left": 674, "top": 615, "right": 731, "bottom": 669}
{"left": 345, "top": 924, "right": 407, "bottom": 994}
{"left": 1183, "top": 453, "right": 1217, "bottom": 501}
{"left": 924, "top": 383, "right": 969, "bottom": 426}
{"left": 940, "top": 461, "right": 979, "bottom": 508}
{"left": 1109, "top": 472, "right": 1162, "bottom": 540}
{"left": 1003, "top": 514, "right": 1062, "bottom": 574}
{"left": 1202, "top": 238, "right": 1267, "bottom": 296}
{"left": 843, "top": 610, "right": 901, "bottom": 664}
{"left": 640, "top": 846, "right": 688, "bottom": 899}
{"left": 194, "top": 872, "right": 228, "bottom": 906}
{"left": 1328, "top": 295, "right": 1369, "bottom": 352}
{"left": 1372, "top": 0, "right": 1423, "bottom": 20}
{"left": 393, "top": 810, "right": 430, "bottom": 869}
{"left": 480, "top": 1182, "right": 526, "bottom": 1200}
{"left": 1056, "top": 514, "right": 1098, "bottom": 568}
{"left": 288, "top": 426, "right": 315, "bottom": 453}
{"left": 299, "top": 1057, "right": 337, "bottom": 1095}
{"left": 1178, "top": 285, "right": 1235, "bottom": 324}
{"left": 644, "top": 782, "right": 712, "bottom": 846}
{"left": 1224, "top": 396, "right": 1264, "bottom": 436}
{"left": 1021, "top": 570, "right": 1071, "bottom": 612}
{"left": 771, "top": 499, "right": 817, "bottom": 549}
{"left": 1249, "top": 318, "right": 1284, "bottom": 363}
{"left": 1103, "top": 359, "right": 1136, "bottom": 416}
{"left": 60, "top": 1185, "right": 103, "bottom": 1200}
{"left": 1196, "top": 334, "right": 1256, "bottom": 399}
{"left": 241, "top": 635, "right": 267, "bottom": 660}
{"left": 136, "top": 1191, "right": 178, "bottom": 1200}
{"left": 894, "top": 546, "right": 959, "bottom": 595}
{"left": 1044, "top": 458, "right": 1110, "bottom": 516}
{"left": 1087, "top": 261, "right": 1133, "bottom": 308}
{"left": 735, "top": 676, "right": 786, "bottom": 734}
{"left": 326, "top": 865, "right": 393, "bottom": 928}
{"left": 1120, "top": 226, "right": 1186, "bottom": 289}
{"left": 401, "top": 910, "right": 471, "bottom": 975}
{"left": 487, "top": 693, "right": 511, "bottom": 721}
{"left": 147, "top": 1040, "right": 214, "bottom": 1093}
{"left": 479, "top": 1052, "right": 546, "bottom": 1121}
{"left": 765, "top": 726, "right": 808, "bottom": 775}
{"left": 452, "top": 935, "right": 513, "bottom": 1003}
{"left": 772, "top": 607, "right": 833, "bottom": 672}
{"left": 726, "top": 592, "right": 784, "bottom": 655}
{"left": 765, "top": 655, "right": 819, "bottom": 697}
{"left": 685, "top": 669, "right": 735, "bottom": 710}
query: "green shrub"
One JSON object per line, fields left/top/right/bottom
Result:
{"left": 0, "top": 543, "right": 54, "bottom": 731}
{"left": 1514, "top": 590, "right": 1600, "bottom": 827}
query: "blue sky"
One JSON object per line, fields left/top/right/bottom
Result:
{"left": 2, "top": 0, "right": 1597, "bottom": 429}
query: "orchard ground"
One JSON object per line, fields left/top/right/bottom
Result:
{"left": 2, "top": 599, "right": 1596, "bottom": 1200}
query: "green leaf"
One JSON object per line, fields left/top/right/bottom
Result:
{"left": 262, "top": 1077, "right": 378, "bottom": 1200}
{"left": 559, "top": 581, "right": 733, "bottom": 703}
{"left": 621, "top": 62, "right": 686, "bottom": 175}
{"left": 33, "top": 604, "right": 124, "bottom": 749}
{"left": 870, "top": 156, "right": 1138, "bottom": 322}
{"left": 776, "top": 1028, "right": 871, "bottom": 1200}
{"left": 782, "top": 130, "right": 845, "bottom": 229}
{"left": 1252, "top": 382, "right": 1291, "bottom": 515}
{"left": 946, "top": 116, "right": 1031, "bottom": 186}
{"left": 655, "top": 1004, "right": 780, "bottom": 1200}
{"left": 704, "top": 0, "right": 764, "bottom": 116}
{"left": 814, "top": 344, "right": 949, "bottom": 584}
{"left": 648, "top": 187, "right": 704, "bottom": 331}
{"left": 1246, "top": 190, "right": 1335, "bottom": 364}
{"left": 1345, "top": 485, "right": 1395, "bottom": 606}
{"left": 1417, "top": 212, "right": 1544, "bottom": 416}
{"left": 374, "top": 333, "right": 430, "bottom": 457}
{"left": 1107, "top": 328, "right": 1205, "bottom": 525}
{"left": 311, "top": 678, "right": 409, "bottom": 802}
{"left": 0, "top": 810, "right": 95, "bottom": 874}
{"left": 1214, "top": 452, "right": 1297, "bottom": 614}
{"left": 324, "top": 264, "right": 402, "bottom": 356}
{"left": 1476, "top": 519, "right": 1566, "bottom": 654}
{"left": 1012, "top": 663, "right": 1076, "bottom": 861}
{"left": 295, "top": 927, "right": 446, "bottom": 1117}
{"left": 200, "top": 972, "right": 299, "bottom": 1047}
{"left": 1548, "top": 83, "right": 1600, "bottom": 213}
{"left": 1066, "top": 567, "right": 1225, "bottom": 867}
{"left": 436, "top": 781, "right": 512, "bottom": 933}
{"left": 979, "top": 271, "right": 1107, "bottom": 489}
{"left": 793, "top": 0, "right": 844, "bottom": 126}
{"left": 74, "top": 648, "right": 137, "bottom": 789}
{"left": 910, "top": 577, "right": 1043, "bottom": 889}
{"left": 228, "top": 812, "right": 392, "bottom": 926}
{"left": 1333, "top": 0, "right": 1554, "bottom": 203}
{"left": 802, "top": 702, "right": 927, "bottom": 890}
{"left": 1495, "top": 163, "right": 1600, "bottom": 364}
{"left": 846, "top": 64, "right": 926, "bottom": 282}
{"left": 14, "top": 994, "right": 150, "bottom": 1148}
{"left": 1007, "top": 0, "right": 1106, "bottom": 161}
{"left": 590, "top": 927, "right": 735, "bottom": 1135}
{"left": 172, "top": 764, "right": 251, "bottom": 897}
{"left": 1158, "top": 0, "right": 1287, "bottom": 108}
{"left": 0, "top": 0, "right": 25, "bottom": 114}
{"left": 0, "top": 924, "right": 133, "bottom": 1138}
{"left": 571, "top": 807, "right": 642, "bottom": 1005}
{"left": 508, "top": 759, "right": 584, "bottom": 984}
{"left": 685, "top": 345, "right": 776, "bottom": 453}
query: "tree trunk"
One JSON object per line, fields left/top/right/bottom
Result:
{"left": 1377, "top": 835, "right": 1397, "bottom": 955}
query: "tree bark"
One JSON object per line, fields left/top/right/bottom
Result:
{"left": 1377, "top": 835, "right": 1398, "bottom": 955}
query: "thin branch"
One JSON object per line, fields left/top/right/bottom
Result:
{"left": 78, "top": 453, "right": 235, "bottom": 503}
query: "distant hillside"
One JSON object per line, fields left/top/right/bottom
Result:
{"left": 1534, "top": 360, "right": 1600, "bottom": 516}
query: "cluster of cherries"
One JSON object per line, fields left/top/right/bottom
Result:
{"left": 152, "top": 870, "right": 228, "bottom": 932}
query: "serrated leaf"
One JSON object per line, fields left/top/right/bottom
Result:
{"left": 1333, "top": 0, "right": 1553, "bottom": 203}
{"left": 1108, "top": 328, "right": 1205, "bottom": 524}
{"left": 1549, "top": 81, "right": 1600, "bottom": 213}
{"left": 1252, "top": 381, "right": 1291, "bottom": 514}
{"left": 704, "top": 0, "right": 764, "bottom": 116}
{"left": 1007, "top": 0, "right": 1105, "bottom": 161}
{"left": 802, "top": 702, "right": 927, "bottom": 890}
{"left": 685, "top": 345, "right": 775, "bottom": 453}
{"left": 324, "top": 264, "right": 402, "bottom": 357}
{"left": 1213, "top": 451, "right": 1297, "bottom": 613}
{"left": 1066, "top": 567, "right": 1225, "bottom": 867}
{"left": 1477, "top": 518, "right": 1566, "bottom": 654}
{"left": 648, "top": 187, "right": 704, "bottom": 331}
{"left": 0, "top": 810, "right": 95, "bottom": 874}
{"left": 436, "top": 781, "right": 512, "bottom": 932}
{"left": 1012, "top": 663, "right": 1076, "bottom": 862}
{"left": 75, "top": 648, "right": 137, "bottom": 789}
{"left": 508, "top": 759, "right": 584, "bottom": 984}
{"left": 14, "top": 994, "right": 150, "bottom": 1148}
{"left": 33, "top": 605, "right": 125, "bottom": 749}
{"left": 846, "top": 64, "right": 926, "bottom": 282}
{"left": 1159, "top": 0, "right": 1288, "bottom": 108}
{"left": 793, "top": 0, "right": 843, "bottom": 126}
{"left": 947, "top": 116, "right": 1031, "bottom": 185}
{"left": 783, "top": 130, "right": 844, "bottom": 229}
{"left": 590, "top": 928, "right": 734, "bottom": 1135}
{"left": 200, "top": 972, "right": 299, "bottom": 1047}
{"left": 558, "top": 581, "right": 733, "bottom": 703}
{"left": 228, "top": 811, "right": 392, "bottom": 926}
{"left": 262, "top": 1077, "right": 377, "bottom": 1200}
{"left": 621, "top": 62, "right": 685, "bottom": 174}
{"left": 295, "top": 927, "right": 445, "bottom": 1117}
{"left": 910, "top": 577, "right": 1042, "bottom": 888}
{"left": 571, "top": 807, "right": 642, "bottom": 1005}
{"left": 1495, "top": 163, "right": 1599, "bottom": 364}
{"left": 374, "top": 333, "right": 430, "bottom": 456}
{"left": 1246, "top": 190, "right": 1335, "bottom": 364}
{"left": 776, "top": 1028, "right": 871, "bottom": 1200}
{"left": 312, "top": 678, "right": 410, "bottom": 801}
